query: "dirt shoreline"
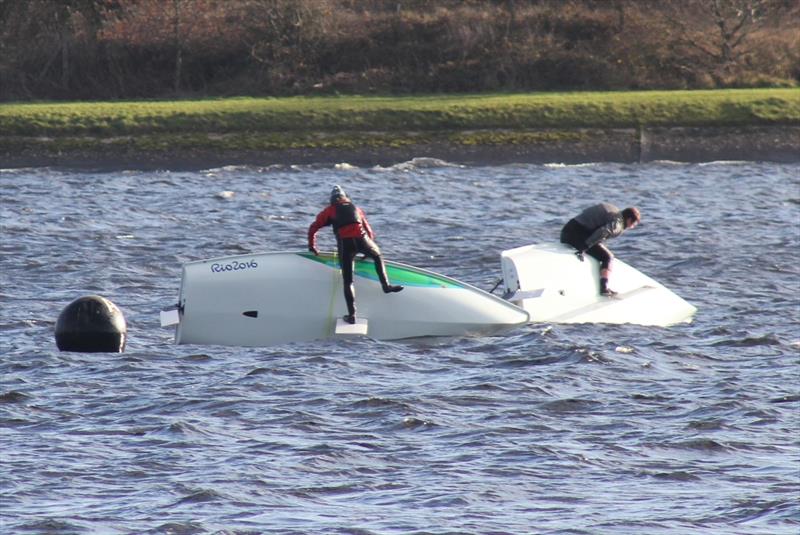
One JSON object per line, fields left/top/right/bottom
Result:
{"left": 2, "top": 126, "right": 797, "bottom": 170}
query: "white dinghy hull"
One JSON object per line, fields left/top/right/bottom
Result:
{"left": 501, "top": 243, "right": 696, "bottom": 327}
{"left": 173, "top": 251, "right": 529, "bottom": 347}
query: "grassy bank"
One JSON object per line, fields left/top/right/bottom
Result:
{"left": 1, "top": 89, "right": 798, "bottom": 165}
{"left": 3, "top": 89, "right": 799, "bottom": 134}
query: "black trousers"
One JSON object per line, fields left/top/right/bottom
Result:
{"left": 337, "top": 235, "right": 390, "bottom": 316}
{"left": 560, "top": 218, "right": 613, "bottom": 270}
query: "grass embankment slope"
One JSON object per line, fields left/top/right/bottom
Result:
{"left": 1, "top": 89, "right": 798, "bottom": 165}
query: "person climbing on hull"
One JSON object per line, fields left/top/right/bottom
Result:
{"left": 308, "top": 185, "right": 403, "bottom": 324}
{"left": 560, "top": 203, "right": 641, "bottom": 296}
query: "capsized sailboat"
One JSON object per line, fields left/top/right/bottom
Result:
{"left": 500, "top": 243, "right": 696, "bottom": 326}
{"left": 164, "top": 251, "right": 530, "bottom": 347}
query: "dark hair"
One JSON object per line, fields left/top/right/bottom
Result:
{"left": 622, "top": 207, "right": 641, "bottom": 224}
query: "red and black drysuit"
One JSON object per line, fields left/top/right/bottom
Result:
{"left": 308, "top": 199, "right": 394, "bottom": 319}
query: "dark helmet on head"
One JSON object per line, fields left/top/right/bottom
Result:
{"left": 330, "top": 185, "right": 347, "bottom": 204}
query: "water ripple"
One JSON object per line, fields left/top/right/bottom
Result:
{"left": 2, "top": 161, "right": 799, "bottom": 534}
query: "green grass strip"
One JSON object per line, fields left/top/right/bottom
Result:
{"left": 1, "top": 89, "right": 797, "bottom": 137}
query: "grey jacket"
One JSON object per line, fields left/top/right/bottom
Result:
{"left": 575, "top": 203, "right": 626, "bottom": 249}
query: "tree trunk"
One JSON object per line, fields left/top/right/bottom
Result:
{"left": 61, "top": 26, "right": 70, "bottom": 92}
{"left": 172, "top": 0, "right": 182, "bottom": 94}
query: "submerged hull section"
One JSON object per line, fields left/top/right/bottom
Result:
{"left": 501, "top": 243, "right": 696, "bottom": 327}
{"left": 175, "top": 251, "right": 529, "bottom": 347}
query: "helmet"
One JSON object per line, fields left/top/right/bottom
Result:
{"left": 330, "top": 185, "right": 347, "bottom": 204}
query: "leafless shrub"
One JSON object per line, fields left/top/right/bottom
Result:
{"left": 0, "top": 0, "right": 796, "bottom": 100}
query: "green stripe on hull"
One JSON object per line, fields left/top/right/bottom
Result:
{"left": 298, "top": 252, "right": 462, "bottom": 289}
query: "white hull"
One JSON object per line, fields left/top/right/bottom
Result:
{"left": 174, "top": 251, "right": 529, "bottom": 347}
{"left": 501, "top": 243, "right": 696, "bottom": 326}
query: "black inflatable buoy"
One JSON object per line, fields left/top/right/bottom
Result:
{"left": 55, "top": 295, "right": 127, "bottom": 352}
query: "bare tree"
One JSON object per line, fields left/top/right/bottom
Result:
{"left": 656, "top": 0, "right": 787, "bottom": 80}
{"left": 100, "top": 0, "right": 239, "bottom": 96}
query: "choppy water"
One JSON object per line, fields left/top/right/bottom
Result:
{"left": 1, "top": 159, "right": 799, "bottom": 534}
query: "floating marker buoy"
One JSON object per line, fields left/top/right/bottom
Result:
{"left": 55, "top": 295, "right": 127, "bottom": 352}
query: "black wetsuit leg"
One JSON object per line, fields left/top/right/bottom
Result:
{"left": 356, "top": 236, "right": 392, "bottom": 290}
{"left": 587, "top": 243, "right": 612, "bottom": 270}
{"left": 561, "top": 218, "right": 612, "bottom": 269}
{"left": 338, "top": 237, "right": 358, "bottom": 316}
{"left": 560, "top": 218, "right": 589, "bottom": 250}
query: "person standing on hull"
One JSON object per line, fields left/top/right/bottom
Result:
{"left": 308, "top": 185, "right": 403, "bottom": 324}
{"left": 560, "top": 203, "right": 641, "bottom": 296}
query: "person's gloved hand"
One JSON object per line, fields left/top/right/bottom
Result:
{"left": 309, "top": 245, "right": 319, "bottom": 256}
{"left": 575, "top": 250, "right": 585, "bottom": 262}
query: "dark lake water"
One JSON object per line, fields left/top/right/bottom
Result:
{"left": 2, "top": 159, "right": 799, "bottom": 534}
